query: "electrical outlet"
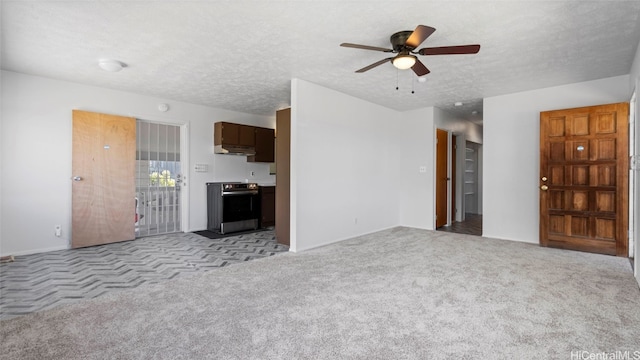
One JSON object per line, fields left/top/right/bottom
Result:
{"left": 250, "top": 171, "right": 255, "bottom": 177}
{"left": 54, "top": 225, "right": 62, "bottom": 237}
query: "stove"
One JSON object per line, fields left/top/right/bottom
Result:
{"left": 206, "top": 182, "right": 260, "bottom": 234}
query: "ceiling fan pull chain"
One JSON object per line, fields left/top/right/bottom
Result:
{"left": 396, "top": 69, "right": 399, "bottom": 91}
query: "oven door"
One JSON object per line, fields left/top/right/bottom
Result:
{"left": 221, "top": 191, "right": 259, "bottom": 223}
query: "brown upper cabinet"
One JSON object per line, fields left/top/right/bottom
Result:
{"left": 215, "top": 122, "right": 255, "bottom": 147}
{"left": 248, "top": 127, "right": 275, "bottom": 163}
{"left": 214, "top": 121, "right": 274, "bottom": 163}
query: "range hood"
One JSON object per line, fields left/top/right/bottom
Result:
{"left": 214, "top": 144, "right": 256, "bottom": 156}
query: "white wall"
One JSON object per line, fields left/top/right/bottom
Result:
{"left": 397, "top": 107, "right": 436, "bottom": 230}
{"left": 0, "top": 71, "right": 3, "bottom": 252}
{"left": 1, "top": 71, "right": 274, "bottom": 256}
{"left": 290, "top": 79, "right": 400, "bottom": 252}
{"left": 483, "top": 75, "right": 631, "bottom": 244}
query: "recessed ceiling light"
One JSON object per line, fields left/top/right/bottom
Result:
{"left": 454, "top": 102, "right": 463, "bottom": 107}
{"left": 98, "top": 59, "right": 126, "bottom": 72}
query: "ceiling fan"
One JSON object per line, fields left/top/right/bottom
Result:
{"left": 340, "top": 25, "right": 480, "bottom": 76}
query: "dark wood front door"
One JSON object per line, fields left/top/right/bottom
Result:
{"left": 539, "top": 103, "right": 629, "bottom": 256}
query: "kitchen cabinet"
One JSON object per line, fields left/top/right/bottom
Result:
{"left": 260, "top": 186, "right": 275, "bottom": 228}
{"left": 214, "top": 122, "right": 255, "bottom": 148}
{"left": 248, "top": 127, "right": 275, "bottom": 163}
{"left": 214, "top": 121, "right": 275, "bottom": 162}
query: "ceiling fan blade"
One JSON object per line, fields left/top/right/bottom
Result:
{"left": 418, "top": 44, "right": 481, "bottom": 56}
{"left": 340, "top": 43, "right": 392, "bottom": 52}
{"left": 355, "top": 58, "right": 393, "bottom": 73}
{"left": 405, "top": 25, "right": 436, "bottom": 49}
{"left": 411, "top": 59, "right": 430, "bottom": 76}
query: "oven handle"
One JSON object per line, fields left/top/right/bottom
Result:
{"left": 221, "top": 190, "right": 259, "bottom": 196}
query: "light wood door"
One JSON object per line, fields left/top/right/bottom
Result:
{"left": 72, "top": 110, "right": 136, "bottom": 248}
{"left": 540, "top": 103, "right": 629, "bottom": 256}
{"left": 436, "top": 129, "right": 448, "bottom": 228}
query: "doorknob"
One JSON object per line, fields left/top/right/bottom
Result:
{"left": 541, "top": 176, "right": 548, "bottom": 182}
{"left": 73, "top": 176, "right": 83, "bottom": 181}
{"left": 540, "top": 185, "right": 548, "bottom": 191}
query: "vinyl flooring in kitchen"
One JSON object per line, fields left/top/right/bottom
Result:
{"left": 437, "top": 213, "right": 482, "bottom": 236}
{"left": 0, "top": 229, "right": 288, "bottom": 320}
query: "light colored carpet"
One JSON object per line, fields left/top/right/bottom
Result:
{"left": 1, "top": 227, "right": 639, "bottom": 359}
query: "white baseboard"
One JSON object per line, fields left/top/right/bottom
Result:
{"left": 1, "top": 245, "right": 69, "bottom": 257}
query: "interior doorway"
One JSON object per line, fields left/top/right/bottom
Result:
{"left": 436, "top": 136, "right": 483, "bottom": 237}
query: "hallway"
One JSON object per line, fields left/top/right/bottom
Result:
{"left": 437, "top": 213, "right": 482, "bottom": 236}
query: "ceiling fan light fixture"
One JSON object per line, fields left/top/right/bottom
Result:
{"left": 341, "top": 25, "right": 480, "bottom": 76}
{"left": 392, "top": 54, "right": 416, "bottom": 70}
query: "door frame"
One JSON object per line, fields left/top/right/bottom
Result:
{"left": 178, "top": 122, "right": 190, "bottom": 233}
{"left": 140, "top": 119, "right": 190, "bottom": 235}
{"left": 435, "top": 131, "right": 484, "bottom": 229}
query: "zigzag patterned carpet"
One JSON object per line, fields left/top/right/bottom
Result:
{"left": 0, "top": 230, "right": 287, "bottom": 319}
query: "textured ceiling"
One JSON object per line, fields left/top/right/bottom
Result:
{"left": 2, "top": 1, "right": 640, "bottom": 123}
